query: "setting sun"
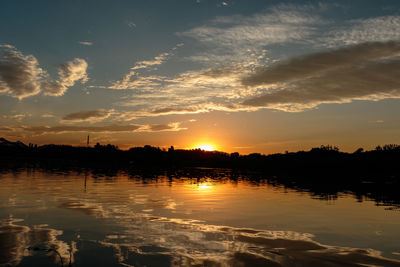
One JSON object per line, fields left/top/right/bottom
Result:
{"left": 194, "top": 144, "right": 216, "bottom": 151}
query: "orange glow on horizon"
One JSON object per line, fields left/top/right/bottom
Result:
{"left": 192, "top": 143, "right": 217, "bottom": 151}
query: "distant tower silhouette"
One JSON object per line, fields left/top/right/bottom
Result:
{"left": 87, "top": 135, "right": 90, "bottom": 147}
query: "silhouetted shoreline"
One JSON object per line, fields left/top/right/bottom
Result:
{"left": 1, "top": 137, "right": 400, "bottom": 208}
{"left": 1, "top": 137, "right": 399, "bottom": 176}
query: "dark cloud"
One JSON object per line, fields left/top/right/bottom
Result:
{"left": 149, "top": 123, "right": 181, "bottom": 131}
{"left": 151, "top": 106, "right": 200, "bottom": 115}
{"left": 15, "top": 122, "right": 185, "bottom": 135}
{"left": 243, "top": 41, "right": 400, "bottom": 85}
{"left": 0, "top": 45, "right": 88, "bottom": 99}
{"left": 0, "top": 126, "right": 13, "bottom": 132}
{"left": 21, "top": 124, "right": 142, "bottom": 135}
{"left": 0, "top": 45, "right": 44, "bottom": 99}
{"left": 62, "top": 110, "right": 112, "bottom": 122}
{"left": 242, "top": 41, "right": 400, "bottom": 110}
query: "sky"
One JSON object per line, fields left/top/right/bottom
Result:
{"left": 1, "top": 0, "right": 400, "bottom": 154}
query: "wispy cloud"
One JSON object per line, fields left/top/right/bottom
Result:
{"left": 109, "top": 74, "right": 164, "bottom": 90}
{"left": 324, "top": 16, "right": 400, "bottom": 47}
{"left": 241, "top": 41, "right": 400, "bottom": 111}
{"left": 78, "top": 41, "right": 93, "bottom": 46}
{"left": 130, "top": 52, "right": 170, "bottom": 71}
{"left": 108, "top": 5, "right": 400, "bottom": 116}
{"left": 116, "top": 41, "right": 400, "bottom": 115}
{"left": 0, "top": 45, "right": 88, "bottom": 99}
{"left": 106, "top": 5, "right": 326, "bottom": 116}
{"left": 8, "top": 113, "right": 31, "bottom": 121}
{"left": 108, "top": 44, "right": 183, "bottom": 90}
{"left": 112, "top": 58, "right": 267, "bottom": 117}
{"left": 178, "top": 4, "right": 321, "bottom": 56}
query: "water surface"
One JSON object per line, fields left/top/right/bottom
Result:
{"left": 1, "top": 168, "right": 400, "bottom": 266}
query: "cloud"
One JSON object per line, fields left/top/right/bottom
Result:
{"left": 108, "top": 44, "right": 183, "bottom": 90}
{"left": 111, "top": 7, "right": 400, "bottom": 116}
{"left": 127, "top": 21, "right": 136, "bottom": 28}
{"left": 41, "top": 114, "right": 55, "bottom": 118}
{"left": 147, "top": 103, "right": 249, "bottom": 116}
{"left": 113, "top": 62, "right": 264, "bottom": 118}
{"left": 21, "top": 124, "right": 142, "bottom": 134}
{"left": 16, "top": 122, "right": 186, "bottom": 135}
{"left": 111, "top": 61, "right": 250, "bottom": 95}
{"left": 325, "top": 16, "right": 400, "bottom": 46}
{"left": 115, "top": 41, "right": 400, "bottom": 116}
{"left": 150, "top": 106, "right": 204, "bottom": 115}
{"left": 147, "top": 122, "right": 186, "bottom": 132}
{"left": 7, "top": 113, "right": 31, "bottom": 120}
{"left": 242, "top": 41, "right": 400, "bottom": 111}
{"left": 109, "top": 5, "right": 327, "bottom": 115}
{"left": 130, "top": 52, "right": 170, "bottom": 71}
{"left": 0, "top": 45, "right": 46, "bottom": 99}
{"left": 78, "top": 41, "right": 93, "bottom": 46}
{"left": 180, "top": 8, "right": 400, "bottom": 57}
{"left": 44, "top": 58, "right": 88, "bottom": 96}
{"left": 0, "top": 45, "right": 88, "bottom": 99}
{"left": 243, "top": 41, "right": 400, "bottom": 85}
{"left": 179, "top": 5, "right": 320, "bottom": 50}
{"left": 0, "top": 126, "right": 13, "bottom": 132}
{"left": 116, "top": 102, "right": 256, "bottom": 121}
{"left": 62, "top": 109, "right": 113, "bottom": 122}
{"left": 178, "top": 5, "right": 400, "bottom": 67}
{"left": 109, "top": 73, "right": 164, "bottom": 90}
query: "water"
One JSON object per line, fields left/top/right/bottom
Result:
{"left": 0, "top": 168, "right": 399, "bottom": 266}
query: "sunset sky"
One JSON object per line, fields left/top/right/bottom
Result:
{"left": 1, "top": 0, "right": 400, "bottom": 154}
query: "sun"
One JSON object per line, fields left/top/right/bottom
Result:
{"left": 194, "top": 143, "right": 216, "bottom": 151}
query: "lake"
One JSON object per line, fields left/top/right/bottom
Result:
{"left": 1, "top": 168, "right": 400, "bottom": 266}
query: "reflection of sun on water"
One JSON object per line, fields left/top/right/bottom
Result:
{"left": 186, "top": 181, "right": 216, "bottom": 194}
{"left": 198, "top": 183, "right": 213, "bottom": 191}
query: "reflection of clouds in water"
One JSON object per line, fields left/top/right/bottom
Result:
{"left": 97, "top": 214, "right": 400, "bottom": 266}
{"left": 0, "top": 217, "right": 75, "bottom": 266}
{"left": 148, "top": 198, "right": 177, "bottom": 210}
{"left": 58, "top": 198, "right": 108, "bottom": 218}
{"left": 129, "top": 193, "right": 178, "bottom": 209}
{"left": 57, "top": 196, "right": 398, "bottom": 267}
{"left": 7, "top": 195, "right": 17, "bottom": 207}
{"left": 4, "top": 173, "right": 400, "bottom": 266}
{"left": 53, "top": 193, "right": 400, "bottom": 266}
{"left": 0, "top": 218, "right": 30, "bottom": 266}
